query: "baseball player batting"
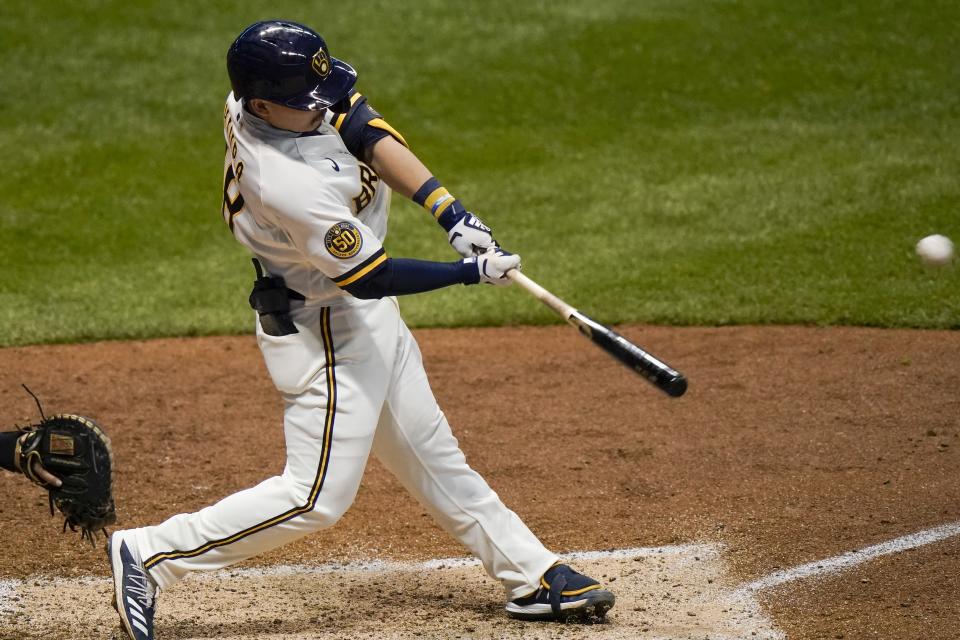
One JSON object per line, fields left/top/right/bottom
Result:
{"left": 108, "top": 20, "right": 614, "bottom": 639}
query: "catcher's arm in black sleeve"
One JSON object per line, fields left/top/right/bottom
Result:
{"left": 0, "top": 430, "right": 62, "bottom": 486}
{"left": 0, "top": 431, "right": 17, "bottom": 471}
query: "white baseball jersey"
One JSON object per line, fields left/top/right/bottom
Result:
{"left": 127, "top": 94, "right": 558, "bottom": 602}
{"left": 221, "top": 92, "right": 390, "bottom": 304}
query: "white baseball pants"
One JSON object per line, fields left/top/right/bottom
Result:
{"left": 132, "top": 296, "right": 557, "bottom": 599}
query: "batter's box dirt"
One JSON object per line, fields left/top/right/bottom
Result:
{"left": 0, "top": 546, "right": 778, "bottom": 639}
{"left": 2, "top": 326, "right": 960, "bottom": 638}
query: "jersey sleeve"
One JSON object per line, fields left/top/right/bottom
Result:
{"left": 326, "top": 90, "right": 408, "bottom": 160}
{"left": 261, "top": 166, "right": 387, "bottom": 291}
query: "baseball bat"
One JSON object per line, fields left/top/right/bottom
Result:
{"left": 506, "top": 270, "right": 688, "bottom": 398}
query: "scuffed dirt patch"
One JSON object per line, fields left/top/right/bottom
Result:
{"left": 1, "top": 547, "right": 779, "bottom": 639}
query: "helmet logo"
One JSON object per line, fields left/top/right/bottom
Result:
{"left": 311, "top": 49, "right": 331, "bottom": 78}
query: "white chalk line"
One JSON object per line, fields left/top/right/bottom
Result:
{"left": 733, "top": 520, "right": 960, "bottom": 596}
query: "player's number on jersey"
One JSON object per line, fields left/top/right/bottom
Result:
{"left": 222, "top": 162, "right": 245, "bottom": 229}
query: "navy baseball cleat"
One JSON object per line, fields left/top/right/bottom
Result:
{"left": 108, "top": 531, "right": 157, "bottom": 639}
{"left": 505, "top": 563, "right": 615, "bottom": 622}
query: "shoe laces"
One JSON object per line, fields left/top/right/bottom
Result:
{"left": 547, "top": 570, "right": 568, "bottom": 615}
{"left": 125, "top": 562, "right": 156, "bottom": 609}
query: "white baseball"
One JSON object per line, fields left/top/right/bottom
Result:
{"left": 915, "top": 234, "right": 954, "bottom": 266}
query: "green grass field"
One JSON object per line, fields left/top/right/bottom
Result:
{"left": 1, "top": 0, "right": 957, "bottom": 346}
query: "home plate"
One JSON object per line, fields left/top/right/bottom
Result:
{"left": 0, "top": 544, "right": 779, "bottom": 639}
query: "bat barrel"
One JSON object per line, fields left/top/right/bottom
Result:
{"left": 659, "top": 373, "right": 688, "bottom": 398}
{"left": 508, "top": 269, "right": 688, "bottom": 398}
{"left": 570, "top": 311, "right": 688, "bottom": 398}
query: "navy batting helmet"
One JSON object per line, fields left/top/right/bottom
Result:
{"left": 227, "top": 20, "right": 357, "bottom": 111}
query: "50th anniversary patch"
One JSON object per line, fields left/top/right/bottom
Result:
{"left": 325, "top": 222, "right": 363, "bottom": 259}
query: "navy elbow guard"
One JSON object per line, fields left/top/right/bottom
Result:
{"left": 331, "top": 91, "right": 408, "bottom": 160}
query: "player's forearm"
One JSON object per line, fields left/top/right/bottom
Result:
{"left": 368, "top": 126, "right": 498, "bottom": 259}
{"left": 343, "top": 257, "right": 479, "bottom": 299}
{"left": 366, "top": 136, "right": 462, "bottom": 223}
{"left": 368, "top": 136, "right": 432, "bottom": 199}
{"left": 341, "top": 249, "right": 518, "bottom": 298}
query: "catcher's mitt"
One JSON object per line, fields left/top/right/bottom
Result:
{"left": 15, "top": 414, "right": 116, "bottom": 544}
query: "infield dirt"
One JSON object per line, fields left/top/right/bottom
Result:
{"left": 1, "top": 324, "right": 958, "bottom": 639}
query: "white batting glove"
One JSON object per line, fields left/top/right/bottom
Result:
{"left": 474, "top": 248, "right": 520, "bottom": 286}
{"left": 447, "top": 212, "right": 497, "bottom": 258}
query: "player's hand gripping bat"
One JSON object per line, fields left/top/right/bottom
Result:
{"left": 507, "top": 270, "right": 687, "bottom": 397}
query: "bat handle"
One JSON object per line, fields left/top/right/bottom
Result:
{"left": 506, "top": 269, "right": 577, "bottom": 322}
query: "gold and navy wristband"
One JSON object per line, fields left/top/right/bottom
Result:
{"left": 412, "top": 177, "right": 459, "bottom": 222}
